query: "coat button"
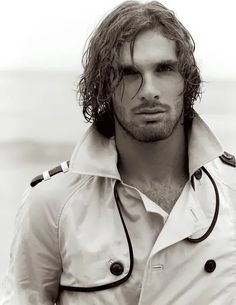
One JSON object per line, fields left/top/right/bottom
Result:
{"left": 194, "top": 168, "right": 202, "bottom": 180}
{"left": 110, "top": 262, "right": 124, "bottom": 276}
{"left": 204, "top": 259, "right": 216, "bottom": 273}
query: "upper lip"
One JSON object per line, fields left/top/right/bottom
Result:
{"left": 135, "top": 108, "right": 166, "bottom": 114}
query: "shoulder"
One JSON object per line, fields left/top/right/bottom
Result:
{"left": 30, "top": 160, "right": 90, "bottom": 195}
{"left": 207, "top": 151, "right": 236, "bottom": 190}
{"left": 12, "top": 162, "right": 95, "bottom": 256}
{"left": 22, "top": 161, "right": 92, "bottom": 225}
{"left": 219, "top": 151, "right": 236, "bottom": 167}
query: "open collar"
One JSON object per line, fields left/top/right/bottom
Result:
{"left": 69, "top": 114, "right": 224, "bottom": 179}
{"left": 188, "top": 113, "right": 223, "bottom": 176}
{"left": 69, "top": 126, "right": 120, "bottom": 179}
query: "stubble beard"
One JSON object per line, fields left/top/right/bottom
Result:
{"left": 114, "top": 110, "right": 183, "bottom": 143}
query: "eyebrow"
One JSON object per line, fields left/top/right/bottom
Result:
{"left": 120, "top": 60, "right": 178, "bottom": 70}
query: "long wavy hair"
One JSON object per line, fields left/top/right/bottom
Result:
{"left": 77, "top": 1, "right": 202, "bottom": 138}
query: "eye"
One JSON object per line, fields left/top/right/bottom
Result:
{"left": 156, "top": 64, "right": 175, "bottom": 73}
{"left": 122, "top": 67, "right": 139, "bottom": 76}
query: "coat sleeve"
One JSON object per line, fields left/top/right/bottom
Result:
{"left": 0, "top": 186, "right": 62, "bottom": 305}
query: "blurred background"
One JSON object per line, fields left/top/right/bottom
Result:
{"left": 0, "top": 0, "right": 236, "bottom": 284}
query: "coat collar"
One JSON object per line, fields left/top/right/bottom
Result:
{"left": 69, "top": 113, "right": 224, "bottom": 179}
{"left": 69, "top": 126, "right": 120, "bottom": 179}
{"left": 187, "top": 113, "right": 224, "bottom": 176}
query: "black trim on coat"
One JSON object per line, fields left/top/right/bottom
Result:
{"left": 59, "top": 180, "right": 134, "bottom": 293}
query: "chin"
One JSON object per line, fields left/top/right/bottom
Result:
{"left": 125, "top": 122, "right": 176, "bottom": 143}
{"left": 115, "top": 111, "right": 183, "bottom": 143}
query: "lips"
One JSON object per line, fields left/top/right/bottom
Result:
{"left": 135, "top": 108, "right": 166, "bottom": 114}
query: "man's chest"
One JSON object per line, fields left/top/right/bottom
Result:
{"left": 137, "top": 182, "right": 186, "bottom": 214}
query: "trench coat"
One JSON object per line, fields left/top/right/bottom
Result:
{"left": 1, "top": 114, "right": 236, "bottom": 305}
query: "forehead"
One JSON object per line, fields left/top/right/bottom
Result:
{"left": 119, "top": 29, "right": 177, "bottom": 67}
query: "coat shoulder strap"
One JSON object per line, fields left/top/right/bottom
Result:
{"left": 30, "top": 160, "right": 70, "bottom": 187}
{"left": 219, "top": 152, "right": 236, "bottom": 167}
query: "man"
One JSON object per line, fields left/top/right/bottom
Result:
{"left": 1, "top": 1, "right": 236, "bottom": 304}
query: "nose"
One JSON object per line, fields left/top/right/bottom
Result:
{"left": 139, "top": 74, "right": 160, "bottom": 101}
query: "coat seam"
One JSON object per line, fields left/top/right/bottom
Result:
{"left": 56, "top": 175, "right": 94, "bottom": 263}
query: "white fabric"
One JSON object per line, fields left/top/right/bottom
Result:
{"left": 43, "top": 171, "right": 50, "bottom": 181}
{"left": 1, "top": 115, "right": 236, "bottom": 305}
{"left": 61, "top": 161, "right": 69, "bottom": 173}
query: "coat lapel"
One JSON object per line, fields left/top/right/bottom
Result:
{"left": 150, "top": 181, "right": 210, "bottom": 255}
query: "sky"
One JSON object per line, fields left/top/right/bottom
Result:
{"left": 0, "top": 0, "right": 236, "bottom": 80}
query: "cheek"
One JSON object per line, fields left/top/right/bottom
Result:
{"left": 113, "top": 79, "right": 140, "bottom": 105}
{"left": 159, "top": 76, "right": 184, "bottom": 103}
{"left": 112, "top": 85, "right": 129, "bottom": 116}
{"left": 162, "top": 76, "right": 184, "bottom": 98}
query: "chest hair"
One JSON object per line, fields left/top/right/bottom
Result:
{"left": 137, "top": 182, "right": 186, "bottom": 214}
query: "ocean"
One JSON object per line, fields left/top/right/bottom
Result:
{"left": 0, "top": 70, "right": 236, "bottom": 283}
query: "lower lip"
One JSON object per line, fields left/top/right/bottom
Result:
{"left": 137, "top": 112, "right": 165, "bottom": 120}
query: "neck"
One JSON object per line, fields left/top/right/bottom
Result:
{"left": 116, "top": 121, "right": 189, "bottom": 187}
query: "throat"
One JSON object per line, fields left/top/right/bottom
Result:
{"left": 116, "top": 115, "right": 190, "bottom": 213}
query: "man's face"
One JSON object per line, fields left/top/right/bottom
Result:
{"left": 112, "top": 29, "right": 185, "bottom": 142}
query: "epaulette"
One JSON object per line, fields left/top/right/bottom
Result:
{"left": 30, "top": 161, "right": 70, "bottom": 187}
{"left": 219, "top": 151, "right": 236, "bottom": 167}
